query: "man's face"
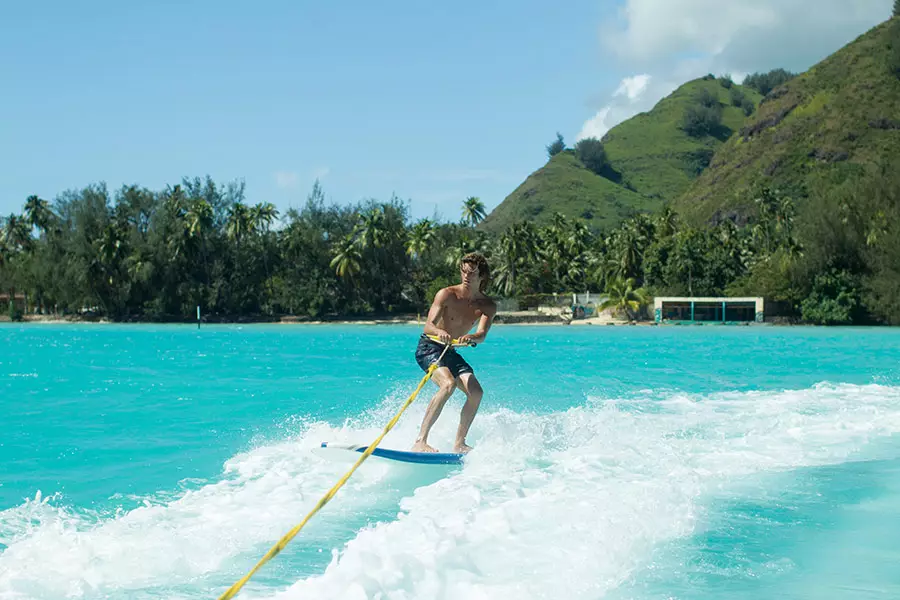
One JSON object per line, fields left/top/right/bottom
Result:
{"left": 460, "top": 263, "right": 481, "bottom": 290}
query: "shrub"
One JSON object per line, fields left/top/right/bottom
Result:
{"left": 682, "top": 104, "right": 723, "bottom": 137}
{"left": 800, "top": 270, "right": 861, "bottom": 325}
{"left": 697, "top": 88, "right": 719, "bottom": 108}
{"left": 546, "top": 132, "right": 566, "bottom": 158}
{"left": 742, "top": 98, "right": 756, "bottom": 116}
{"left": 744, "top": 68, "right": 797, "bottom": 96}
{"left": 574, "top": 137, "right": 609, "bottom": 175}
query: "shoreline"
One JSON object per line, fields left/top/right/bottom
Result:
{"left": 1, "top": 313, "right": 788, "bottom": 327}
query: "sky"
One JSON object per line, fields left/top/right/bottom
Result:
{"left": 0, "top": 1, "right": 893, "bottom": 222}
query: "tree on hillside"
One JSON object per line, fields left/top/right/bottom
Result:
{"left": 546, "top": 132, "right": 566, "bottom": 158}
{"left": 743, "top": 68, "right": 797, "bottom": 96}
{"left": 574, "top": 137, "right": 609, "bottom": 176}
{"left": 697, "top": 88, "right": 719, "bottom": 109}
{"left": 889, "top": 17, "right": 900, "bottom": 78}
{"left": 682, "top": 89, "right": 723, "bottom": 137}
{"left": 461, "top": 196, "right": 487, "bottom": 227}
{"left": 742, "top": 98, "right": 756, "bottom": 116}
{"left": 894, "top": 0, "right": 899, "bottom": 17}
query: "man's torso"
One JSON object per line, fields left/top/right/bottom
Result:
{"left": 437, "top": 286, "right": 494, "bottom": 339}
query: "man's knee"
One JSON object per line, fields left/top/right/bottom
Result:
{"left": 437, "top": 378, "right": 456, "bottom": 397}
{"left": 463, "top": 377, "right": 483, "bottom": 402}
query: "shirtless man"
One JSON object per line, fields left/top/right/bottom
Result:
{"left": 411, "top": 252, "right": 497, "bottom": 454}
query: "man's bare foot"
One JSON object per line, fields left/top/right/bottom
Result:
{"left": 411, "top": 439, "right": 438, "bottom": 453}
{"left": 453, "top": 442, "right": 473, "bottom": 454}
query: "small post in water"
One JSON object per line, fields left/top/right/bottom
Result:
{"left": 197, "top": 305, "right": 201, "bottom": 329}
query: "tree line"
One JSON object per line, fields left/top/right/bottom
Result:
{"left": 4, "top": 158, "right": 899, "bottom": 326}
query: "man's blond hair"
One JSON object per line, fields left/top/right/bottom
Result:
{"left": 460, "top": 252, "right": 491, "bottom": 293}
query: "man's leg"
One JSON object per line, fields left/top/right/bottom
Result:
{"left": 411, "top": 366, "right": 456, "bottom": 453}
{"left": 453, "top": 372, "right": 483, "bottom": 453}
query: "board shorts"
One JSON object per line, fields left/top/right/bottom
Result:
{"left": 414, "top": 334, "right": 474, "bottom": 379}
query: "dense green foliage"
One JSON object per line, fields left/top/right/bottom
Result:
{"left": 0, "top": 178, "right": 647, "bottom": 321}
{"left": 4, "top": 163, "right": 899, "bottom": 325}
{"left": 742, "top": 68, "right": 798, "bottom": 96}
{"left": 681, "top": 88, "right": 724, "bottom": 137}
{"left": 0, "top": 180, "right": 435, "bottom": 320}
{"left": 480, "top": 78, "right": 761, "bottom": 233}
{"left": 574, "top": 137, "right": 610, "bottom": 176}
{"left": 677, "top": 19, "right": 900, "bottom": 225}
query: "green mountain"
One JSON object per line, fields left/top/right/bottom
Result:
{"left": 480, "top": 77, "right": 762, "bottom": 233}
{"left": 477, "top": 151, "right": 653, "bottom": 232}
{"left": 602, "top": 77, "right": 761, "bottom": 203}
{"left": 675, "top": 19, "right": 900, "bottom": 224}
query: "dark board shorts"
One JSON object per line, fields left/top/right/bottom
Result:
{"left": 414, "top": 334, "right": 473, "bottom": 379}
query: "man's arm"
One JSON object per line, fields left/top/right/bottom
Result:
{"left": 462, "top": 300, "right": 496, "bottom": 345}
{"left": 423, "top": 288, "right": 452, "bottom": 343}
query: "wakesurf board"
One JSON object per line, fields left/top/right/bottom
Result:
{"left": 315, "top": 442, "right": 465, "bottom": 465}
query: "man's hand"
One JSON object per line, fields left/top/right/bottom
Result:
{"left": 457, "top": 334, "right": 476, "bottom": 346}
{"left": 435, "top": 329, "right": 452, "bottom": 344}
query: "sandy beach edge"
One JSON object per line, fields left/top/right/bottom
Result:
{"left": 0, "top": 313, "right": 778, "bottom": 327}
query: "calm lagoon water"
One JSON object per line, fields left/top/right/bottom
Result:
{"left": 1, "top": 323, "right": 899, "bottom": 599}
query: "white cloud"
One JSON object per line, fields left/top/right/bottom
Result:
{"left": 603, "top": 1, "right": 777, "bottom": 63}
{"left": 578, "top": 0, "right": 889, "bottom": 142}
{"left": 614, "top": 74, "right": 651, "bottom": 101}
{"left": 576, "top": 107, "right": 612, "bottom": 141}
{"left": 577, "top": 74, "right": 653, "bottom": 141}
{"left": 274, "top": 171, "right": 299, "bottom": 189}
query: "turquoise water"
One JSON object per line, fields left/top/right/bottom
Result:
{"left": 2, "top": 324, "right": 900, "bottom": 599}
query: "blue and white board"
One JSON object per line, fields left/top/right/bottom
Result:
{"left": 315, "top": 442, "right": 464, "bottom": 465}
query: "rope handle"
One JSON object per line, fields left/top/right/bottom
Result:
{"left": 425, "top": 334, "right": 477, "bottom": 347}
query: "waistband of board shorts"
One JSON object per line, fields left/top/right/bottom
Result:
{"left": 419, "top": 333, "right": 454, "bottom": 348}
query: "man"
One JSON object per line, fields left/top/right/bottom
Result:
{"left": 412, "top": 252, "right": 496, "bottom": 454}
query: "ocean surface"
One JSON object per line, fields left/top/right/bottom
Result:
{"left": 1, "top": 323, "right": 900, "bottom": 599}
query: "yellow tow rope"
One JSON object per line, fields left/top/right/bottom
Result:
{"left": 217, "top": 335, "right": 469, "bottom": 600}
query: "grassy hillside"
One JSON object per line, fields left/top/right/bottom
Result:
{"left": 603, "top": 77, "right": 762, "bottom": 201}
{"left": 481, "top": 78, "right": 761, "bottom": 233}
{"left": 479, "top": 151, "right": 653, "bottom": 232}
{"left": 675, "top": 19, "right": 900, "bottom": 224}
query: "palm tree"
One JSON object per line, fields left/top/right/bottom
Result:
{"left": 250, "top": 202, "right": 279, "bottom": 287}
{"left": 600, "top": 277, "right": 649, "bottom": 321}
{"left": 250, "top": 202, "right": 279, "bottom": 235}
{"left": 330, "top": 234, "right": 362, "bottom": 279}
{"left": 606, "top": 226, "right": 644, "bottom": 282}
{"left": 186, "top": 199, "right": 213, "bottom": 240}
{"left": 461, "top": 196, "right": 487, "bottom": 227}
{"left": 24, "top": 195, "right": 55, "bottom": 234}
{"left": 185, "top": 199, "right": 214, "bottom": 290}
{"left": 226, "top": 202, "right": 252, "bottom": 246}
{"left": 357, "top": 208, "right": 386, "bottom": 250}
{"left": 2, "top": 213, "right": 32, "bottom": 253}
{"left": 655, "top": 206, "right": 678, "bottom": 238}
{"left": 406, "top": 218, "right": 434, "bottom": 260}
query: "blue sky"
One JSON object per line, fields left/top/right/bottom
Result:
{"left": 1, "top": 1, "right": 891, "bottom": 222}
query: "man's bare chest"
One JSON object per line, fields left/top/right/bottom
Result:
{"left": 445, "top": 297, "right": 484, "bottom": 321}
